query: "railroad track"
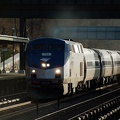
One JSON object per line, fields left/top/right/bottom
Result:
{"left": 68, "top": 96, "right": 120, "bottom": 120}
{"left": 0, "top": 99, "right": 57, "bottom": 120}
{"left": 0, "top": 83, "right": 120, "bottom": 120}
{"left": 0, "top": 92, "right": 29, "bottom": 108}
{"left": 35, "top": 87, "right": 120, "bottom": 120}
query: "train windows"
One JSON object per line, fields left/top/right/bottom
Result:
{"left": 31, "top": 44, "right": 46, "bottom": 50}
{"left": 48, "top": 44, "right": 64, "bottom": 51}
{"left": 70, "top": 45, "right": 75, "bottom": 52}
{"left": 31, "top": 44, "right": 64, "bottom": 51}
{"left": 87, "top": 61, "right": 100, "bottom": 68}
{"left": 118, "top": 61, "right": 120, "bottom": 65}
{"left": 77, "top": 45, "right": 81, "bottom": 53}
{"left": 74, "top": 45, "right": 79, "bottom": 53}
{"left": 78, "top": 45, "right": 83, "bottom": 53}
{"left": 87, "top": 62, "right": 93, "bottom": 68}
{"left": 102, "top": 61, "right": 111, "bottom": 66}
{"left": 114, "top": 61, "right": 120, "bottom": 65}
{"left": 102, "top": 61, "right": 105, "bottom": 65}
{"left": 95, "top": 61, "right": 100, "bottom": 67}
{"left": 77, "top": 45, "right": 80, "bottom": 53}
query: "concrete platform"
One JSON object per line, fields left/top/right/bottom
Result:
{"left": 0, "top": 73, "right": 27, "bottom": 98}
{"left": 0, "top": 73, "right": 26, "bottom": 80}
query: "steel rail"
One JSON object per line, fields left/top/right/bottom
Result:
{"left": 68, "top": 96, "right": 120, "bottom": 120}
{"left": 35, "top": 88, "right": 120, "bottom": 120}
{"left": 0, "top": 83, "right": 119, "bottom": 120}
{"left": 0, "top": 100, "right": 57, "bottom": 120}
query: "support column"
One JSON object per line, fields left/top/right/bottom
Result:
{"left": 10, "top": 44, "right": 15, "bottom": 73}
{"left": 0, "top": 51, "right": 1, "bottom": 74}
{"left": 18, "top": 18, "right": 26, "bottom": 74}
{"left": 2, "top": 50, "right": 6, "bottom": 73}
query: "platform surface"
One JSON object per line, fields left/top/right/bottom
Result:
{"left": 0, "top": 73, "right": 26, "bottom": 80}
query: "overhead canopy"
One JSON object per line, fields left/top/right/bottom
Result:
{"left": 0, "top": 35, "right": 29, "bottom": 43}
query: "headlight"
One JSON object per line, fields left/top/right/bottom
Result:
{"left": 41, "top": 63, "right": 50, "bottom": 68}
{"left": 47, "top": 63, "right": 50, "bottom": 67}
{"left": 32, "top": 69, "right": 36, "bottom": 73}
{"left": 41, "top": 63, "right": 46, "bottom": 68}
{"left": 55, "top": 69, "right": 61, "bottom": 79}
{"left": 55, "top": 69, "right": 61, "bottom": 74}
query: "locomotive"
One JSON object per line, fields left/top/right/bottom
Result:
{"left": 25, "top": 38, "right": 120, "bottom": 98}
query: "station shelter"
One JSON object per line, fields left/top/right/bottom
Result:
{"left": 0, "top": 35, "right": 28, "bottom": 73}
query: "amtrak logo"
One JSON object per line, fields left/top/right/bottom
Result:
{"left": 40, "top": 58, "right": 50, "bottom": 62}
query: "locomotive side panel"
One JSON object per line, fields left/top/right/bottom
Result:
{"left": 69, "top": 52, "right": 84, "bottom": 88}
{"left": 63, "top": 42, "right": 84, "bottom": 94}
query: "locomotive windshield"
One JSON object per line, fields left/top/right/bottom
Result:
{"left": 31, "top": 44, "right": 45, "bottom": 50}
{"left": 30, "top": 44, "right": 64, "bottom": 51}
{"left": 48, "top": 44, "right": 64, "bottom": 51}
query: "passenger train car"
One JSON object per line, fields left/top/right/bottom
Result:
{"left": 25, "top": 38, "right": 120, "bottom": 98}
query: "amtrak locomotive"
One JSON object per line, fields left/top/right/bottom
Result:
{"left": 25, "top": 38, "right": 120, "bottom": 98}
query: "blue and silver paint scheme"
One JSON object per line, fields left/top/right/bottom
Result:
{"left": 26, "top": 38, "right": 70, "bottom": 85}
{"left": 26, "top": 37, "right": 120, "bottom": 99}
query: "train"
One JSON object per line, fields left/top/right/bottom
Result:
{"left": 25, "top": 38, "right": 120, "bottom": 99}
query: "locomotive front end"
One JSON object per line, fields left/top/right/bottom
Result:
{"left": 25, "top": 38, "right": 66, "bottom": 98}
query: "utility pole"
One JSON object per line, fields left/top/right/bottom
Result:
{"left": 18, "top": 18, "right": 26, "bottom": 73}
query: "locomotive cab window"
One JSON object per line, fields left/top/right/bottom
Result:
{"left": 31, "top": 44, "right": 46, "bottom": 50}
{"left": 70, "top": 45, "right": 75, "bottom": 52}
{"left": 78, "top": 45, "right": 83, "bottom": 53}
{"left": 74, "top": 45, "right": 79, "bottom": 53}
{"left": 48, "top": 44, "right": 64, "bottom": 51}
